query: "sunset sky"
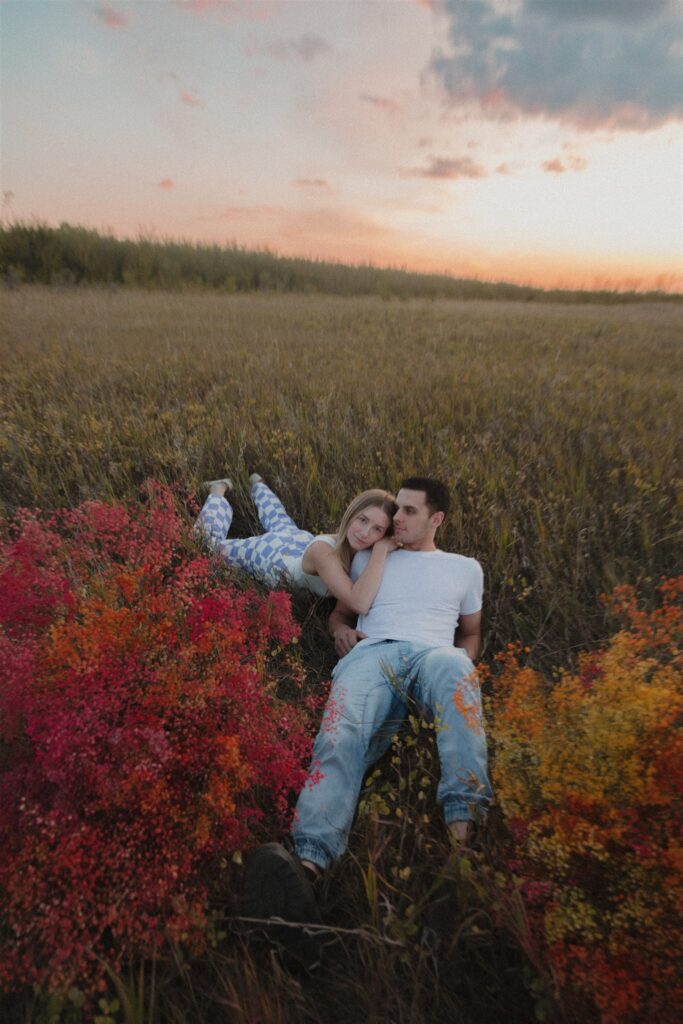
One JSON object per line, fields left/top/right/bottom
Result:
{"left": 2, "top": 0, "right": 682, "bottom": 291}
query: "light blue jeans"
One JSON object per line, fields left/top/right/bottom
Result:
{"left": 292, "top": 640, "right": 492, "bottom": 870}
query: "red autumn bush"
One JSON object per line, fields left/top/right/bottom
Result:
{"left": 0, "top": 484, "right": 319, "bottom": 994}
{"left": 487, "top": 577, "right": 683, "bottom": 1024}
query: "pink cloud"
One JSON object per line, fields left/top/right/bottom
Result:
{"left": 293, "top": 178, "right": 331, "bottom": 190}
{"left": 179, "top": 0, "right": 275, "bottom": 21}
{"left": 404, "top": 156, "right": 486, "bottom": 180}
{"left": 180, "top": 89, "right": 204, "bottom": 108}
{"left": 542, "top": 155, "right": 588, "bottom": 174}
{"left": 180, "top": 0, "right": 221, "bottom": 12}
{"left": 158, "top": 179, "right": 175, "bottom": 190}
{"left": 94, "top": 3, "right": 127, "bottom": 29}
{"left": 360, "top": 93, "right": 400, "bottom": 114}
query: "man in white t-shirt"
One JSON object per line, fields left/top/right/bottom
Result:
{"left": 243, "top": 478, "right": 492, "bottom": 969}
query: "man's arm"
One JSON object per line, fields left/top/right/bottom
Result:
{"left": 328, "top": 598, "right": 368, "bottom": 658}
{"left": 455, "top": 610, "right": 481, "bottom": 661}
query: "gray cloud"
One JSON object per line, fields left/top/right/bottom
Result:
{"left": 429, "top": 0, "right": 683, "bottom": 130}
{"left": 289, "top": 33, "right": 333, "bottom": 62}
{"left": 527, "top": 0, "right": 674, "bottom": 23}
{"left": 405, "top": 155, "right": 486, "bottom": 180}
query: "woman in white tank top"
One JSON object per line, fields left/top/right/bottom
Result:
{"left": 196, "top": 475, "right": 398, "bottom": 613}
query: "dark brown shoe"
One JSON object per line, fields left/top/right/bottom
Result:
{"left": 242, "top": 842, "right": 325, "bottom": 972}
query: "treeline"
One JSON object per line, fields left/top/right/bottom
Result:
{"left": 0, "top": 220, "right": 678, "bottom": 304}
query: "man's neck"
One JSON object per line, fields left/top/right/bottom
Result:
{"left": 401, "top": 540, "right": 439, "bottom": 552}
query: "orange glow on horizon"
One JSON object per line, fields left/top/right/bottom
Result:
{"left": 3, "top": 0, "right": 681, "bottom": 299}
{"left": 32, "top": 213, "right": 679, "bottom": 294}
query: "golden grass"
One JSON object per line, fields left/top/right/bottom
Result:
{"left": 2, "top": 287, "right": 680, "bottom": 665}
{"left": 2, "top": 286, "right": 681, "bottom": 1022}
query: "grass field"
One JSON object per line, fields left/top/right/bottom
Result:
{"left": 2, "top": 287, "right": 680, "bottom": 664}
{"left": 1, "top": 287, "right": 681, "bottom": 1023}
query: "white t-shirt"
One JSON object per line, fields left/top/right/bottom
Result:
{"left": 350, "top": 548, "right": 483, "bottom": 649}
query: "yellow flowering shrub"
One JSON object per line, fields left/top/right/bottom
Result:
{"left": 488, "top": 577, "right": 682, "bottom": 1024}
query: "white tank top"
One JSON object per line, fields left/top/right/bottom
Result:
{"left": 281, "top": 534, "right": 337, "bottom": 597}
{"left": 350, "top": 548, "right": 483, "bottom": 648}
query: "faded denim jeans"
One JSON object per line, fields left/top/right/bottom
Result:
{"left": 292, "top": 640, "right": 492, "bottom": 870}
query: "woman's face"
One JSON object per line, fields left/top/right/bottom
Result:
{"left": 346, "top": 507, "right": 391, "bottom": 551}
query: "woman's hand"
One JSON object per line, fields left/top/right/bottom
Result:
{"left": 373, "top": 535, "right": 401, "bottom": 554}
{"left": 308, "top": 527, "right": 398, "bottom": 615}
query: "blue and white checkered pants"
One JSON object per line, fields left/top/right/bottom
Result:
{"left": 196, "top": 480, "right": 314, "bottom": 586}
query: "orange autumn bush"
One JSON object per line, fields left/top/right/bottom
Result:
{"left": 0, "top": 484, "right": 320, "bottom": 996}
{"left": 488, "top": 577, "right": 682, "bottom": 1024}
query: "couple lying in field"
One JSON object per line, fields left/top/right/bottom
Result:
{"left": 197, "top": 474, "right": 492, "bottom": 969}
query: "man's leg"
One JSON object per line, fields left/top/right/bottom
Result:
{"left": 243, "top": 642, "right": 406, "bottom": 970}
{"left": 409, "top": 646, "right": 492, "bottom": 832}
{"left": 241, "top": 842, "right": 325, "bottom": 972}
{"left": 292, "top": 642, "right": 408, "bottom": 871}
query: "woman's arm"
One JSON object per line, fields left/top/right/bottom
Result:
{"left": 304, "top": 536, "right": 396, "bottom": 614}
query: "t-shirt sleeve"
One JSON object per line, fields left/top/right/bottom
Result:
{"left": 460, "top": 559, "right": 484, "bottom": 615}
{"left": 350, "top": 549, "right": 370, "bottom": 583}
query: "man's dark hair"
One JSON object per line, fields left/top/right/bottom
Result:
{"left": 399, "top": 477, "right": 450, "bottom": 517}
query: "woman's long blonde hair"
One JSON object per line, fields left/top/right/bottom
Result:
{"left": 334, "top": 489, "right": 397, "bottom": 572}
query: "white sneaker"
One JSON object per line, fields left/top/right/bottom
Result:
{"left": 202, "top": 477, "right": 233, "bottom": 492}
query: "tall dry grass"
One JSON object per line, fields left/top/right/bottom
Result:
{"left": 1, "top": 288, "right": 681, "bottom": 1023}
{"left": 5, "top": 220, "right": 676, "bottom": 303}
{"left": 2, "top": 288, "right": 680, "bottom": 667}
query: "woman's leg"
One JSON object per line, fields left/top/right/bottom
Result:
{"left": 217, "top": 530, "right": 312, "bottom": 585}
{"left": 195, "top": 493, "right": 234, "bottom": 549}
{"left": 215, "top": 533, "right": 280, "bottom": 584}
{"left": 251, "top": 478, "right": 302, "bottom": 534}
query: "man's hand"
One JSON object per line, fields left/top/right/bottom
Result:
{"left": 332, "top": 625, "right": 368, "bottom": 657}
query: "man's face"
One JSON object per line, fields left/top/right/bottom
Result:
{"left": 392, "top": 488, "right": 442, "bottom": 550}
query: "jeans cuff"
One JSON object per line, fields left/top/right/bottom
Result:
{"left": 292, "top": 838, "right": 332, "bottom": 872}
{"left": 442, "top": 798, "right": 488, "bottom": 824}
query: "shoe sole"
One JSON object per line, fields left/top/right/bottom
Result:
{"left": 202, "top": 478, "right": 233, "bottom": 491}
{"left": 242, "top": 843, "right": 325, "bottom": 972}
